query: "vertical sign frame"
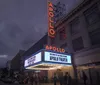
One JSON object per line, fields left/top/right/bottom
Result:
{"left": 47, "top": 0, "right": 55, "bottom": 38}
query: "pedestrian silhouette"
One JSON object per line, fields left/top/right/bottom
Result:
{"left": 67, "top": 73, "right": 71, "bottom": 85}
{"left": 82, "top": 71, "right": 88, "bottom": 85}
{"left": 53, "top": 73, "right": 57, "bottom": 85}
{"left": 64, "top": 72, "right": 68, "bottom": 85}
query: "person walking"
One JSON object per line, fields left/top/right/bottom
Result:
{"left": 64, "top": 72, "right": 68, "bottom": 85}
{"left": 82, "top": 71, "right": 88, "bottom": 85}
{"left": 53, "top": 73, "right": 57, "bottom": 85}
{"left": 58, "top": 71, "right": 63, "bottom": 85}
{"left": 67, "top": 73, "right": 71, "bottom": 85}
{"left": 30, "top": 74, "right": 34, "bottom": 85}
{"left": 23, "top": 75, "right": 29, "bottom": 84}
{"left": 34, "top": 73, "right": 40, "bottom": 85}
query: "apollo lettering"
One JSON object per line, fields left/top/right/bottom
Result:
{"left": 48, "top": 1, "right": 55, "bottom": 38}
{"left": 45, "top": 45, "right": 65, "bottom": 53}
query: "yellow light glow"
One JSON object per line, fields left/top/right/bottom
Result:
{"left": 25, "top": 63, "right": 71, "bottom": 70}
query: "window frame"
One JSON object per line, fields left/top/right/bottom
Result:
{"left": 84, "top": 3, "right": 100, "bottom": 25}
{"left": 72, "top": 37, "right": 84, "bottom": 52}
{"left": 70, "top": 17, "right": 80, "bottom": 35}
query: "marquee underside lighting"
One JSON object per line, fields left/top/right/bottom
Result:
{"left": 26, "top": 63, "right": 71, "bottom": 70}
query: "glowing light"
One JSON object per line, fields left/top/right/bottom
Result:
{"left": 25, "top": 63, "right": 71, "bottom": 70}
{"left": 45, "top": 45, "right": 65, "bottom": 53}
{"left": 48, "top": 1, "right": 55, "bottom": 38}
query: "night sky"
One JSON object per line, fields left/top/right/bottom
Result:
{"left": 0, "top": 0, "right": 83, "bottom": 68}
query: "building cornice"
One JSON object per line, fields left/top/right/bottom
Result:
{"left": 55, "top": 0, "right": 94, "bottom": 29}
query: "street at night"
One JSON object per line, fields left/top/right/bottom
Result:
{"left": 0, "top": 0, "right": 100, "bottom": 85}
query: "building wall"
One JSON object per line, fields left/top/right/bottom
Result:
{"left": 48, "top": 0, "right": 100, "bottom": 82}
{"left": 51, "top": 0, "right": 100, "bottom": 65}
{"left": 11, "top": 50, "right": 25, "bottom": 71}
{"left": 22, "top": 0, "right": 100, "bottom": 83}
{"left": 6, "top": 60, "right": 11, "bottom": 71}
{"left": 23, "top": 34, "right": 47, "bottom": 58}
{"left": 74, "top": 46, "right": 100, "bottom": 65}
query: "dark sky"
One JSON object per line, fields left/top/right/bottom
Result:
{"left": 0, "top": 0, "right": 83, "bottom": 67}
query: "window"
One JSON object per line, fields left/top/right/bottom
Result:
{"left": 59, "top": 28, "right": 66, "bottom": 40}
{"left": 89, "top": 28, "right": 100, "bottom": 45}
{"left": 72, "top": 37, "right": 84, "bottom": 51}
{"left": 70, "top": 17, "right": 80, "bottom": 35}
{"left": 84, "top": 4, "right": 100, "bottom": 25}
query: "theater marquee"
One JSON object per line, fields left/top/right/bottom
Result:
{"left": 44, "top": 51, "right": 71, "bottom": 64}
{"left": 24, "top": 49, "right": 72, "bottom": 70}
{"left": 24, "top": 52, "right": 42, "bottom": 67}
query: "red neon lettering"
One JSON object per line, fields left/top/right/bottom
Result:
{"left": 49, "top": 29, "right": 55, "bottom": 35}
{"left": 49, "top": 7, "right": 53, "bottom": 11}
{"left": 53, "top": 47, "right": 56, "bottom": 51}
{"left": 62, "top": 49, "right": 65, "bottom": 53}
{"left": 56, "top": 48, "right": 60, "bottom": 52}
{"left": 49, "top": 23, "right": 54, "bottom": 28}
{"left": 45, "top": 45, "right": 65, "bottom": 53}
{"left": 45, "top": 45, "right": 49, "bottom": 50}
{"left": 49, "top": 12, "right": 54, "bottom": 17}
{"left": 48, "top": 2, "right": 53, "bottom": 7}
{"left": 48, "top": 33, "right": 55, "bottom": 37}
{"left": 49, "top": 46, "right": 52, "bottom": 50}
{"left": 48, "top": 1, "right": 55, "bottom": 38}
{"left": 49, "top": 17, "right": 53, "bottom": 22}
{"left": 59, "top": 48, "right": 62, "bottom": 53}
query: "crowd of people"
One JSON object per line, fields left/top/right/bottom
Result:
{"left": 23, "top": 73, "right": 41, "bottom": 85}
{"left": 17, "top": 71, "right": 88, "bottom": 85}
{"left": 0, "top": 69, "right": 93, "bottom": 85}
{"left": 53, "top": 72, "right": 71, "bottom": 85}
{"left": 23, "top": 72, "right": 72, "bottom": 85}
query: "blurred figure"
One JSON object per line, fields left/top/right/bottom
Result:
{"left": 44, "top": 75, "right": 48, "bottom": 83}
{"left": 34, "top": 73, "right": 40, "bottom": 85}
{"left": 23, "top": 73, "right": 29, "bottom": 84}
{"left": 67, "top": 73, "right": 71, "bottom": 85}
{"left": 96, "top": 71, "right": 100, "bottom": 85}
{"left": 64, "top": 72, "right": 68, "bottom": 85}
{"left": 14, "top": 73, "right": 18, "bottom": 81}
{"left": 82, "top": 71, "right": 88, "bottom": 85}
{"left": 30, "top": 73, "right": 34, "bottom": 85}
{"left": 19, "top": 73, "right": 24, "bottom": 84}
{"left": 58, "top": 71, "right": 63, "bottom": 85}
{"left": 53, "top": 73, "right": 57, "bottom": 85}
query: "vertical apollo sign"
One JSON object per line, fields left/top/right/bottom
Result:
{"left": 48, "top": 1, "right": 55, "bottom": 38}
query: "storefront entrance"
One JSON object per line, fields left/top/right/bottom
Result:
{"left": 24, "top": 49, "right": 73, "bottom": 82}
